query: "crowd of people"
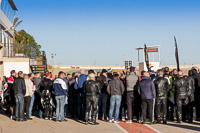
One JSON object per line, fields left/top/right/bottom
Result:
{"left": 0, "top": 66, "right": 200, "bottom": 125}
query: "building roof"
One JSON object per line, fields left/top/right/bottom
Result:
{"left": 8, "top": 0, "right": 18, "bottom": 11}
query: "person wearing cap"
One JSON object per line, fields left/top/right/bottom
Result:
{"left": 84, "top": 73, "right": 101, "bottom": 125}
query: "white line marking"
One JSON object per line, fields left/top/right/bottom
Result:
{"left": 144, "top": 124, "right": 162, "bottom": 133}
{"left": 114, "top": 124, "right": 129, "bottom": 133}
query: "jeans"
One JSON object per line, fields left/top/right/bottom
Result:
{"left": 15, "top": 94, "right": 24, "bottom": 119}
{"left": 55, "top": 95, "right": 66, "bottom": 121}
{"left": 98, "top": 93, "right": 108, "bottom": 119}
{"left": 29, "top": 94, "right": 35, "bottom": 117}
{"left": 109, "top": 95, "right": 122, "bottom": 121}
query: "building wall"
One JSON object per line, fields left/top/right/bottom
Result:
{"left": 3, "top": 57, "right": 30, "bottom": 77}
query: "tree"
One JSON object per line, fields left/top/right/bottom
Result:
{"left": 15, "top": 30, "right": 41, "bottom": 56}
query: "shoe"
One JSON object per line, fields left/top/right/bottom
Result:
{"left": 45, "top": 118, "right": 48, "bottom": 120}
{"left": 163, "top": 120, "right": 167, "bottom": 124}
{"left": 109, "top": 120, "right": 112, "bottom": 123}
{"left": 142, "top": 121, "right": 146, "bottom": 124}
{"left": 27, "top": 118, "right": 32, "bottom": 120}
{"left": 85, "top": 121, "right": 88, "bottom": 125}
{"left": 113, "top": 121, "right": 119, "bottom": 124}
{"left": 125, "top": 120, "right": 132, "bottom": 123}
{"left": 10, "top": 116, "right": 13, "bottom": 120}
{"left": 61, "top": 119, "right": 68, "bottom": 122}
{"left": 157, "top": 119, "right": 161, "bottom": 124}
{"left": 19, "top": 119, "right": 25, "bottom": 122}
{"left": 91, "top": 121, "right": 99, "bottom": 125}
{"left": 50, "top": 118, "right": 54, "bottom": 120}
{"left": 178, "top": 120, "right": 182, "bottom": 124}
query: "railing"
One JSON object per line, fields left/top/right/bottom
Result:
{"left": 3, "top": 43, "right": 37, "bottom": 59}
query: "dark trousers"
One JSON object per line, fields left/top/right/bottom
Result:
{"left": 77, "top": 92, "right": 86, "bottom": 119}
{"left": 24, "top": 96, "right": 31, "bottom": 118}
{"left": 141, "top": 99, "right": 153, "bottom": 122}
{"left": 85, "top": 96, "right": 98, "bottom": 121}
{"left": 44, "top": 106, "right": 53, "bottom": 119}
{"left": 196, "top": 96, "right": 200, "bottom": 120}
{"left": 126, "top": 91, "right": 134, "bottom": 120}
{"left": 120, "top": 93, "right": 127, "bottom": 119}
{"left": 156, "top": 98, "right": 167, "bottom": 120}
{"left": 98, "top": 93, "right": 108, "bottom": 119}
{"left": 176, "top": 98, "right": 188, "bottom": 121}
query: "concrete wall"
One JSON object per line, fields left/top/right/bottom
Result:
{"left": 3, "top": 57, "right": 30, "bottom": 77}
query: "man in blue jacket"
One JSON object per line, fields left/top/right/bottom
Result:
{"left": 139, "top": 72, "right": 156, "bottom": 124}
{"left": 74, "top": 69, "right": 88, "bottom": 120}
{"left": 53, "top": 71, "right": 68, "bottom": 122}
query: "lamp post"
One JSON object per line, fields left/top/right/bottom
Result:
{"left": 51, "top": 53, "right": 56, "bottom": 77}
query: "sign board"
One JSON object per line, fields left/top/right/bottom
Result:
{"left": 147, "top": 48, "right": 158, "bottom": 52}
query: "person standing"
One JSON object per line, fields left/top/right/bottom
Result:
{"left": 97, "top": 69, "right": 108, "bottom": 121}
{"left": 13, "top": 71, "right": 26, "bottom": 121}
{"left": 7, "top": 70, "right": 16, "bottom": 120}
{"left": 107, "top": 73, "right": 125, "bottom": 123}
{"left": 154, "top": 71, "right": 169, "bottom": 124}
{"left": 24, "top": 74, "right": 33, "bottom": 120}
{"left": 173, "top": 71, "right": 189, "bottom": 123}
{"left": 139, "top": 72, "right": 156, "bottom": 124}
{"left": 84, "top": 73, "right": 101, "bottom": 125}
{"left": 41, "top": 72, "right": 54, "bottom": 120}
{"left": 53, "top": 71, "right": 68, "bottom": 122}
{"left": 28, "top": 73, "right": 35, "bottom": 118}
{"left": 74, "top": 69, "right": 88, "bottom": 120}
{"left": 125, "top": 67, "right": 138, "bottom": 123}
{"left": 33, "top": 73, "right": 42, "bottom": 118}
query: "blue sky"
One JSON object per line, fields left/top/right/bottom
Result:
{"left": 14, "top": 0, "right": 200, "bottom": 66}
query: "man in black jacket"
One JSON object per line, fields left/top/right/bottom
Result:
{"left": 13, "top": 71, "right": 26, "bottom": 121}
{"left": 96, "top": 69, "right": 108, "bottom": 121}
{"left": 173, "top": 71, "right": 189, "bottom": 123}
{"left": 84, "top": 73, "right": 101, "bottom": 125}
{"left": 154, "top": 71, "right": 169, "bottom": 124}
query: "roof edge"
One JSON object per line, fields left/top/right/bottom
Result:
{"left": 8, "top": 0, "right": 18, "bottom": 11}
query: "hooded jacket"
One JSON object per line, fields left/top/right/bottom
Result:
{"left": 139, "top": 76, "right": 156, "bottom": 100}
{"left": 107, "top": 77, "right": 125, "bottom": 96}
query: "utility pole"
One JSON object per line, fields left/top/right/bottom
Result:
{"left": 51, "top": 53, "right": 56, "bottom": 78}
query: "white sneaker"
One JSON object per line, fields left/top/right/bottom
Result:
{"left": 10, "top": 116, "right": 13, "bottom": 120}
{"left": 122, "top": 118, "right": 125, "bottom": 121}
{"left": 109, "top": 120, "right": 112, "bottom": 123}
{"left": 114, "top": 121, "right": 119, "bottom": 123}
{"left": 125, "top": 120, "right": 132, "bottom": 123}
{"left": 45, "top": 118, "right": 48, "bottom": 120}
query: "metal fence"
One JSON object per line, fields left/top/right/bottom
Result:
{"left": 3, "top": 43, "right": 37, "bottom": 59}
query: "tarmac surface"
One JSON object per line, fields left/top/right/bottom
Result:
{"left": 0, "top": 110, "right": 200, "bottom": 133}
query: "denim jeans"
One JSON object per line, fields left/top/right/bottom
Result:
{"left": 29, "top": 94, "right": 35, "bottom": 117}
{"left": 109, "top": 95, "right": 122, "bottom": 121}
{"left": 55, "top": 95, "right": 66, "bottom": 121}
{"left": 98, "top": 93, "right": 108, "bottom": 119}
{"left": 15, "top": 94, "right": 24, "bottom": 119}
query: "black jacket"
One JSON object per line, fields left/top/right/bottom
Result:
{"left": 84, "top": 80, "right": 101, "bottom": 96}
{"left": 13, "top": 77, "right": 26, "bottom": 96}
{"left": 107, "top": 77, "right": 125, "bottom": 96}
{"left": 154, "top": 77, "right": 169, "bottom": 98}
{"left": 96, "top": 75, "right": 108, "bottom": 94}
{"left": 173, "top": 77, "right": 189, "bottom": 100}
